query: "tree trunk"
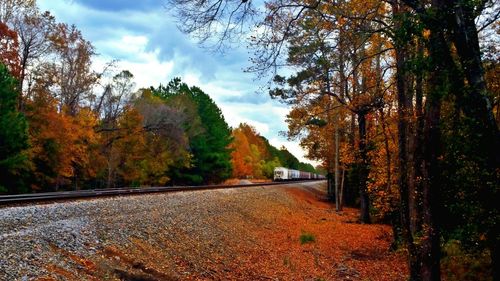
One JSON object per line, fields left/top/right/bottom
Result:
{"left": 451, "top": 4, "right": 499, "bottom": 138}
{"left": 417, "top": 17, "right": 453, "bottom": 280}
{"left": 451, "top": 5, "right": 500, "bottom": 278}
{"left": 358, "top": 112, "right": 370, "bottom": 224}
{"left": 340, "top": 168, "right": 345, "bottom": 210}
{"left": 412, "top": 42, "right": 424, "bottom": 235}
{"left": 379, "top": 109, "right": 391, "bottom": 202}
{"left": 491, "top": 239, "right": 500, "bottom": 281}
{"left": 394, "top": 36, "right": 421, "bottom": 280}
{"left": 335, "top": 110, "right": 340, "bottom": 211}
{"left": 420, "top": 89, "right": 442, "bottom": 281}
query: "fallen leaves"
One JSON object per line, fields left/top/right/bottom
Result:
{"left": 37, "top": 182, "right": 408, "bottom": 280}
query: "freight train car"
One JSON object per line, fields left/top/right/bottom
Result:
{"left": 273, "top": 167, "right": 324, "bottom": 181}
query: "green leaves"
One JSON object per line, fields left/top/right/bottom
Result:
{"left": 152, "top": 78, "right": 233, "bottom": 185}
{"left": 0, "top": 64, "right": 30, "bottom": 194}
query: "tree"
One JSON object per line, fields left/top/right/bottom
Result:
{"left": 152, "top": 78, "right": 233, "bottom": 184}
{"left": 230, "top": 126, "right": 254, "bottom": 178}
{"left": 169, "top": 0, "right": 499, "bottom": 278}
{"left": 0, "top": 63, "right": 29, "bottom": 194}
{"left": 14, "top": 10, "right": 54, "bottom": 108}
{"left": 45, "top": 23, "right": 97, "bottom": 116}
{"left": 189, "top": 86, "right": 233, "bottom": 183}
{"left": 0, "top": 21, "right": 21, "bottom": 79}
{"left": 267, "top": 0, "right": 390, "bottom": 222}
{"left": 0, "top": 0, "right": 35, "bottom": 24}
{"left": 27, "top": 85, "right": 99, "bottom": 191}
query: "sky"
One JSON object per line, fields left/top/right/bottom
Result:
{"left": 37, "top": 0, "right": 319, "bottom": 167}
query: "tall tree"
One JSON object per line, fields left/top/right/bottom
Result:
{"left": 14, "top": 10, "right": 54, "bottom": 108}
{"left": 0, "top": 63, "right": 29, "bottom": 194}
{"left": 169, "top": 0, "right": 499, "bottom": 278}
{"left": 45, "top": 23, "right": 97, "bottom": 116}
{"left": 153, "top": 78, "right": 233, "bottom": 184}
{"left": 230, "top": 126, "right": 254, "bottom": 178}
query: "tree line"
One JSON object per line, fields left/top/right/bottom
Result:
{"left": 231, "top": 122, "right": 317, "bottom": 179}
{"left": 168, "top": 0, "right": 499, "bottom": 279}
{"left": 0, "top": 1, "right": 318, "bottom": 194}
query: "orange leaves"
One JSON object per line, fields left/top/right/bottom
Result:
{"left": 0, "top": 21, "right": 21, "bottom": 78}
{"left": 230, "top": 124, "right": 263, "bottom": 178}
{"left": 27, "top": 90, "right": 100, "bottom": 189}
{"left": 230, "top": 123, "right": 280, "bottom": 179}
{"left": 231, "top": 128, "right": 253, "bottom": 178}
{"left": 366, "top": 109, "right": 399, "bottom": 218}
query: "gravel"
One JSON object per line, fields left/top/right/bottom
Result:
{"left": 0, "top": 182, "right": 322, "bottom": 280}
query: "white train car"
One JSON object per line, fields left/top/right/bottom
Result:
{"left": 288, "top": 169, "right": 300, "bottom": 179}
{"left": 274, "top": 167, "right": 289, "bottom": 180}
{"left": 274, "top": 167, "right": 323, "bottom": 181}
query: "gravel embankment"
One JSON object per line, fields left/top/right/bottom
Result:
{"left": 0, "top": 181, "right": 407, "bottom": 281}
{"left": 0, "top": 183, "right": 315, "bottom": 280}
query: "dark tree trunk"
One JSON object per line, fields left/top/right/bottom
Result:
{"left": 412, "top": 48, "right": 424, "bottom": 235}
{"left": 451, "top": 4, "right": 499, "bottom": 137}
{"left": 357, "top": 112, "right": 370, "bottom": 224}
{"left": 379, "top": 108, "right": 391, "bottom": 200}
{"left": 418, "top": 16, "right": 453, "bottom": 280}
{"left": 450, "top": 3, "right": 499, "bottom": 279}
{"left": 394, "top": 35, "right": 421, "bottom": 280}
{"left": 420, "top": 90, "right": 442, "bottom": 281}
{"left": 492, "top": 239, "right": 500, "bottom": 281}
{"left": 350, "top": 113, "right": 356, "bottom": 148}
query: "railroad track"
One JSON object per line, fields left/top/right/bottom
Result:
{"left": 0, "top": 180, "right": 326, "bottom": 205}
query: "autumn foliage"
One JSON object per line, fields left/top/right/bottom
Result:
{"left": 230, "top": 123, "right": 316, "bottom": 179}
{"left": 0, "top": 21, "right": 20, "bottom": 79}
{"left": 1, "top": 2, "right": 317, "bottom": 192}
{"left": 2, "top": 0, "right": 498, "bottom": 279}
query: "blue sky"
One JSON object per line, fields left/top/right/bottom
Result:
{"left": 38, "top": 0, "right": 318, "bottom": 166}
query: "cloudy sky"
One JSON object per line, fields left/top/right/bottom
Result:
{"left": 38, "top": 0, "right": 318, "bottom": 166}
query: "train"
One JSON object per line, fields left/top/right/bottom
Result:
{"left": 273, "top": 167, "right": 325, "bottom": 181}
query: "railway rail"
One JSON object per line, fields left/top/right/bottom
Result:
{"left": 0, "top": 180, "right": 326, "bottom": 205}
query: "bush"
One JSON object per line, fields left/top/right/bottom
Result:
{"left": 441, "top": 240, "right": 492, "bottom": 281}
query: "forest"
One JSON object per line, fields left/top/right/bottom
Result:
{"left": 0, "top": 0, "right": 316, "bottom": 194}
{"left": 170, "top": 0, "right": 499, "bottom": 279}
{"left": 1, "top": 0, "right": 499, "bottom": 280}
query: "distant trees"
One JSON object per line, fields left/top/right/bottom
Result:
{"left": 2, "top": 0, "right": 270, "bottom": 191}
{"left": 230, "top": 123, "right": 315, "bottom": 179}
{"left": 0, "top": 0, "right": 319, "bottom": 194}
{"left": 0, "top": 63, "right": 29, "bottom": 193}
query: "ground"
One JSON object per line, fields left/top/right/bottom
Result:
{"left": 0, "top": 182, "right": 408, "bottom": 280}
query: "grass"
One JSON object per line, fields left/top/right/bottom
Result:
{"left": 299, "top": 231, "right": 316, "bottom": 245}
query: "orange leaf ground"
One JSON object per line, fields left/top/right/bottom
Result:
{"left": 37, "top": 182, "right": 408, "bottom": 280}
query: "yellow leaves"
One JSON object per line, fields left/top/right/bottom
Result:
{"left": 102, "top": 106, "right": 179, "bottom": 187}
{"left": 230, "top": 123, "right": 276, "bottom": 179}
{"left": 422, "top": 29, "right": 431, "bottom": 40}
{"left": 366, "top": 109, "right": 399, "bottom": 218}
{"left": 230, "top": 127, "right": 254, "bottom": 178}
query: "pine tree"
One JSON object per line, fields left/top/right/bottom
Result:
{"left": 152, "top": 78, "right": 233, "bottom": 184}
{"left": 0, "top": 63, "right": 29, "bottom": 193}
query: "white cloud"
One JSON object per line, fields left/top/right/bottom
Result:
{"left": 37, "top": 0, "right": 319, "bottom": 167}
{"left": 92, "top": 38, "right": 174, "bottom": 89}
